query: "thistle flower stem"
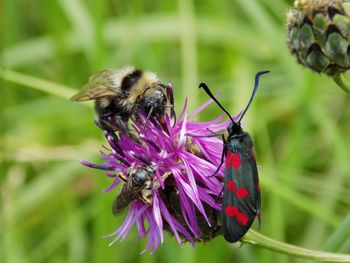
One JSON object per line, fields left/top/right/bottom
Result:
{"left": 333, "top": 73, "right": 350, "bottom": 95}
{"left": 242, "top": 230, "right": 350, "bottom": 262}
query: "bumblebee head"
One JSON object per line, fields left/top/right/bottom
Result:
{"left": 141, "top": 85, "right": 167, "bottom": 118}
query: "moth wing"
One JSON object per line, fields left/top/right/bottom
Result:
{"left": 221, "top": 150, "right": 260, "bottom": 243}
{"left": 71, "top": 69, "right": 121, "bottom": 101}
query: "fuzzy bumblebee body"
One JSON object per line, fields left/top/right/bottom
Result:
{"left": 71, "top": 66, "right": 170, "bottom": 142}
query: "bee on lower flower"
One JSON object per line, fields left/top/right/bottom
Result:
{"left": 113, "top": 163, "right": 171, "bottom": 215}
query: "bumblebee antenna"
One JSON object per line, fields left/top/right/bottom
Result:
{"left": 238, "top": 70, "right": 269, "bottom": 124}
{"left": 199, "top": 83, "right": 235, "bottom": 124}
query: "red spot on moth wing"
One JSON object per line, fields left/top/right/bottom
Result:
{"left": 236, "top": 188, "right": 249, "bottom": 198}
{"left": 225, "top": 206, "right": 238, "bottom": 217}
{"left": 231, "top": 152, "right": 241, "bottom": 169}
{"left": 225, "top": 151, "right": 232, "bottom": 169}
{"left": 227, "top": 180, "right": 236, "bottom": 192}
{"left": 237, "top": 212, "right": 249, "bottom": 225}
{"left": 257, "top": 182, "right": 260, "bottom": 192}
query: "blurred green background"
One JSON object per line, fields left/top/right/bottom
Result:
{"left": 1, "top": 0, "right": 350, "bottom": 262}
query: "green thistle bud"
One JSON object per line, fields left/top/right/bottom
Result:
{"left": 287, "top": 0, "right": 350, "bottom": 76}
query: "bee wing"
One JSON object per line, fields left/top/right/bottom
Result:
{"left": 71, "top": 69, "right": 121, "bottom": 101}
{"left": 112, "top": 182, "right": 134, "bottom": 216}
{"left": 112, "top": 189, "right": 130, "bottom": 215}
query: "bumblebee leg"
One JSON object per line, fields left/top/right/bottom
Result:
{"left": 186, "top": 128, "right": 223, "bottom": 138}
{"left": 95, "top": 118, "right": 120, "bottom": 141}
{"left": 114, "top": 116, "right": 142, "bottom": 144}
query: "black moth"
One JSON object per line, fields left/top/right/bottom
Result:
{"left": 199, "top": 70, "right": 269, "bottom": 242}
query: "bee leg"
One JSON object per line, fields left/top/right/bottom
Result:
{"left": 140, "top": 181, "right": 153, "bottom": 205}
{"left": 126, "top": 162, "right": 136, "bottom": 174}
{"left": 114, "top": 116, "right": 143, "bottom": 144}
{"left": 116, "top": 171, "right": 128, "bottom": 182}
{"left": 153, "top": 171, "right": 171, "bottom": 189}
{"left": 95, "top": 119, "right": 120, "bottom": 141}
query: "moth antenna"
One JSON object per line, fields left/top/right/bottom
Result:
{"left": 238, "top": 70, "right": 269, "bottom": 124}
{"left": 199, "top": 83, "right": 235, "bottom": 124}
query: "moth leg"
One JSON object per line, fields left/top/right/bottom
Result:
{"left": 209, "top": 134, "right": 226, "bottom": 177}
{"left": 186, "top": 128, "right": 223, "bottom": 139}
{"left": 214, "top": 186, "right": 224, "bottom": 203}
{"left": 187, "top": 129, "right": 226, "bottom": 177}
{"left": 187, "top": 133, "right": 222, "bottom": 138}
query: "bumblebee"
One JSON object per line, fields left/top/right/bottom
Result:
{"left": 113, "top": 164, "right": 171, "bottom": 215}
{"left": 71, "top": 66, "right": 174, "bottom": 143}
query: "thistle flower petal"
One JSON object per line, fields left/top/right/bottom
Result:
{"left": 152, "top": 193, "right": 164, "bottom": 243}
{"left": 176, "top": 114, "right": 188, "bottom": 150}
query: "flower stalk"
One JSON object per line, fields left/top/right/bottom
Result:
{"left": 243, "top": 230, "right": 350, "bottom": 262}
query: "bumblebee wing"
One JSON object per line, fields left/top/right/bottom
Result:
{"left": 221, "top": 150, "right": 261, "bottom": 243}
{"left": 71, "top": 69, "right": 121, "bottom": 101}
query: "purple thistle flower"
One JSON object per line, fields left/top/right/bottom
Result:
{"left": 81, "top": 91, "right": 241, "bottom": 253}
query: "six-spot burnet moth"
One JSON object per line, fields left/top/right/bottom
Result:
{"left": 199, "top": 70, "right": 269, "bottom": 243}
